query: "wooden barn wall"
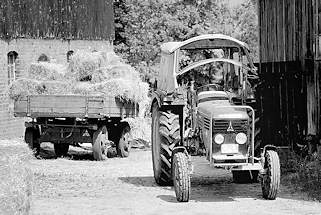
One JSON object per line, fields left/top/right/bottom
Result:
{"left": 0, "top": 0, "right": 114, "bottom": 41}
{"left": 256, "top": 61, "right": 308, "bottom": 147}
{"left": 258, "top": 0, "right": 314, "bottom": 63}
{"left": 257, "top": 0, "right": 319, "bottom": 147}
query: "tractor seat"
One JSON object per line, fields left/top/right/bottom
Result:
{"left": 197, "top": 91, "right": 229, "bottom": 103}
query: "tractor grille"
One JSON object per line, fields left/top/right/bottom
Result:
{"left": 213, "top": 120, "right": 248, "bottom": 133}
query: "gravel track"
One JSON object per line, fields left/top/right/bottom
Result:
{"left": 29, "top": 143, "right": 321, "bottom": 215}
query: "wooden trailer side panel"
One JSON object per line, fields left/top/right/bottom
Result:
{"left": 14, "top": 95, "right": 137, "bottom": 118}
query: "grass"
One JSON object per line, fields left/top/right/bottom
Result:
{"left": 0, "top": 139, "right": 34, "bottom": 215}
{"left": 281, "top": 149, "right": 321, "bottom": 201}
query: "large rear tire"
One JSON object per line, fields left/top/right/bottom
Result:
{"left": 92, "top": 126, "right": 108, "bottom": 161}
{"left": 25, "top": 127, "right": 40, "bottom": 154}
{"left": 152, "top": 105, "right": 180, "bottom": 185}
{"left": 117, "top": 126, "right": 131, "bottom": 158}
{"left": 261, "top": 150, "right": 280, "bottom": 200}
{"left": 173, "top": 152, "right": 190, "bottom": 202}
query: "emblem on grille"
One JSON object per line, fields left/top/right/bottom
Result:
{"left": 227, "top": 121, "right": 234, "bottom": 132}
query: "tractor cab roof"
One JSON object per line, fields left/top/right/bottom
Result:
{"left": 160, "top": 34, "right": 250, "bottom": 54}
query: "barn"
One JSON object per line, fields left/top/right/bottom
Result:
{"left": 257, "top": 0, "right": 320, "bottom": 149}
{"left": 0, "top": 0, "right": 114, "bottom": 138}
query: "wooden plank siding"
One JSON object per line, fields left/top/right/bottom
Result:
{"left": 0, "top": 0, "right": 114, "bottom": 41}
{"left": 257, "top": 0, "right": 319, "bottom": 147}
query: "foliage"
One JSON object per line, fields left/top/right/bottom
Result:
{"left": 114, "top": 0, "right": 259, "bottom": 82}
{"left": 283, "top": 149, "right": 321, "bottom": 201}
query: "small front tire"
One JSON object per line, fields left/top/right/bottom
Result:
{"left": 261, "top": 150, "right": 280, "bottom": 200}
{"left": 173, "top": 152, "right": 190, "bottom": 202}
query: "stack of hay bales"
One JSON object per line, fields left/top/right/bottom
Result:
{"left": 8, "top": 50, "right": 149, "bottom": 105}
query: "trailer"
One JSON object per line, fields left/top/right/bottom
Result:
{"left": 14, "top": 94, "right": 138, "bottom": 160}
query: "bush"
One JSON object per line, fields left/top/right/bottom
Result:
{"left": 0, "top": 139, "right": 34, "bottom": 215}
{"left": 283, "top": 149, "right": 321, "bottom": 200}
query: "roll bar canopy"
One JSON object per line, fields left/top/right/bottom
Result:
{"left": 160, "top": 34, "right": 250, "bottom": 54}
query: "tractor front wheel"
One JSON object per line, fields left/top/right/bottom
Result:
{"left": 173, "top": 152, "right": 190, "bottom": 202}
{"left": 261, "top": 150, "right": 280, "bottom": 200}
{"left": 152, "top": 105, "right": 180, "bottom": 186}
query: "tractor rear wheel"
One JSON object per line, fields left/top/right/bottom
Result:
{"left": 54, "top": 143, "right": 69, "bottom": 157}
{"left": 117, "top": 126, "right": 131, "bottom": 158}
{"left": 232, "top": 170, "right": 259, "bottom": 183}
{"left": 92, "top": 126, "right": 108, "bottom": 161}
{"left": 173, "top": 152, "right": 190, "bottom": 202}
{"left": 261, "top": 150, "right": 280, "bottom": 200}
{"left": 25, "top": 127, "right": 40, "bottom": 154}
{"left": 152, "top": 105, "right": 180, "bottom": 186}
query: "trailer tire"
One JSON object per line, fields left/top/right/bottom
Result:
{"left": 92, "top": 126, "right": 108, "bottom": 161}
{"left": 25, "top": 127, "right": 40, "bottom": 154}
{"left": 232, "top": 170, "right": 259, "bottom": 183}
{"left": 152, "top": 105, "right": 180, "bottom": 186}
{"left": 261, "top": 150, "right": 280, "bottom": 200}
{"left": 173, "top": 152, "right": 190, "bottom": 202}
{"left": 117, "top": 126, "right": 131, "bottom": 158}
{"left": 54, "top": 143, "right": 69, "bottom": 157}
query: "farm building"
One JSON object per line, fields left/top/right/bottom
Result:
{"left": 257, "top": 0, "right": 321, "bottom": 148}
{"left": 0, "top": 0, "right": 114, "bottom": 138}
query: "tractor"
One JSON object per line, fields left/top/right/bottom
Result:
{"left": 150, "top": 34, "right": 280, "bottom": 202}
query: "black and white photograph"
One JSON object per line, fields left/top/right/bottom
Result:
{"left": 1, "top": 0, "right": 321, "bottom": 214}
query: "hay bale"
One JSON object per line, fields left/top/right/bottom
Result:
{"left": 92, "top": 64, "right": 140, "bottom": 83}
{"left": 72, "top": 82, "right": 96, "bottom": 95}
{"left": 93, "top": 79, "right": 148, "bottom": 103}
{"left": 68, "top": 50, "right": 106, "bottom": 81}
{"left": 8, "top": 78, "right": 44, "bottom": 101}
{"left": 0, "top": 140, "right": 34, "bottom": 215}
{"left": 28, "top": 62, "right": 67, "bottom": 81}
{"left": 40, "top": 81, "right": 74, "bottom": 95}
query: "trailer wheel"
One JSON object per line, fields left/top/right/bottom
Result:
{"left": 92, "top": 126, "right": 108, "bottom": 161}
{"left": 54, "top": 143, "right": 69, "bottom": 157}
{"left": 152, "top": 105, "right": 180, "bottom": 186}
{"left": 117, "top": 126, "right": 131, "bottom": 158}
{"left": 232, "top": 170, "right": 259, "bottom": 183}
{"left": 173, "top": 152, "right": 190, "bottom": 202}
{"left": 261, "top": 150, "right": 280, "bottom": 200}
{"left": 25, "top": 127, "right": 40, "bottom": 154}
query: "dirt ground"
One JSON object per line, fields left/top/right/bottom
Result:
{"left": 28, "top": 143, "right": 321, "bottom": 215}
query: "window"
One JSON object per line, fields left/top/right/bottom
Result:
{"left": 67, "top": 50, "right": 74, "bottom": 62}
{"left": 38, "top": 54, "right": 49, "bottom": 62}
{"left": 7, "top": 51, "right": 18, "bottom": 85}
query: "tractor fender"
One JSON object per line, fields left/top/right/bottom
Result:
{"left": 150, "top": 90, "right": 165, "bottom": 112}
{"left": 262, "top": 144, "right": 278, "bottom": 156}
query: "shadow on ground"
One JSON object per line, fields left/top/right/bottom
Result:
{"left": 38, "top": 142, "right": 94, "bottom": 161}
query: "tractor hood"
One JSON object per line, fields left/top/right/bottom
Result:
{"left": 197, "top": 100, "right": 249, "bottom": 120}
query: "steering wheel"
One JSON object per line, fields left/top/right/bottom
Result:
{"left": 197, "top": 83, "right": 223, "bottom": 93}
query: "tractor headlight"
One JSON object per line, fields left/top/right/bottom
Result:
{"left": 214, "top": 134, "right": 224, "bottom": 144}
{"left": 235, "top": 133, "right": 247, "bottom": 144}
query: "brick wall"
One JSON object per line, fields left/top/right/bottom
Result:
{"left": 0, "top": 39, "right": 112, "bottom": 139}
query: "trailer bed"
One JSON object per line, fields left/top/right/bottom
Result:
{"left": 14, "top": 95, "right": 137, "bottom": 118}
